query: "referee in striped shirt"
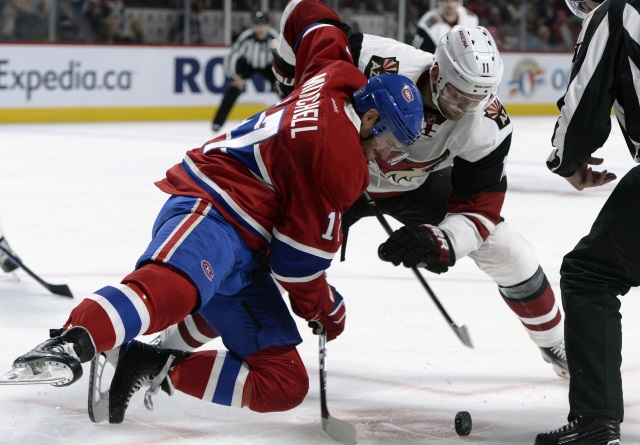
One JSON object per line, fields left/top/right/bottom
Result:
{"left": 536, "top": 1, "right": 640, "bottom": 444}
{"left": 211, "top": 11, "right": 278, "bottom": 132}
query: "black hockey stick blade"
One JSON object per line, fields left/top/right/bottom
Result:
{"left": 0, "top": 243, "right": 73, "bottom": 298}
{"left": 322, "top": 415, "right": 358, "bottom": 445}
{"left": 317, "top": 325, "right": 357, "bottom": 445}
{"left": 453, "top": 324, "right": 473, "bottom": 349}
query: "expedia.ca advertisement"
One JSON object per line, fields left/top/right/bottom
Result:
{"left": 0, "top": 44, "right": 278, "bottom": 122}
{"left": 0, "top": 44, "right": 571, "bottom": 122}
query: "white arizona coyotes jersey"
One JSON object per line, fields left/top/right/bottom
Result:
{"left": 353, "top": 33, "right": 512, "bottom": 257}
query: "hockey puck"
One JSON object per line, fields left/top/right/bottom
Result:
{"left": 455, "top": 411, "right": 472, "bottom": 436}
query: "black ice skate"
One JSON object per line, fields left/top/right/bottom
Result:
{"left": 535, "top": 416, "right": 621, "bottom": 445}
{"left": 540, "top": 340, "right": 569, "bottom": 379}
{"left": 0, "top": 236, "right": 19, "bottom": 273}
{"left": 0, "top": 327, "right": 96, "bottom": 386}
{"left": 108, "top": 340, "right": 189, "bottom": 424}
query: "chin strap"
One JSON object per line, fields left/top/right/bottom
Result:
{"left": 429, "top": 75, "right": 446, "bottom": 116}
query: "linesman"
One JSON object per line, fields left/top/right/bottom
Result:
{"left": 211, "top": 11, "right": 278, "bottom": 132}
{"left": 536, "top": 0, "right": 640, "bottom": 443}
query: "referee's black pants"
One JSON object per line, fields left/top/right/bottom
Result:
{"left": 562, "top": 164, "right": 640, "bottom": 422}
{"left": 212, "top": 64, "right": 276, "bottom": 129}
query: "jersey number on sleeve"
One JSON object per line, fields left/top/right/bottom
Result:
{"left": 202, "top": 109, "right": 285, "bottom": 154}
{"left": 321, "top": 211, "right": 342, "bottom": 242}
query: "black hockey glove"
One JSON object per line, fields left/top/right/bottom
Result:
{"left": 378, "top": 225, "right": 456, "bottom": 274}
{"left": 271, "top": 43, "right": 295, "bottom": 99}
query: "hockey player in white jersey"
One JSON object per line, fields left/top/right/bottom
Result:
{"left": 412, "top": 0, "right": 478, "bottom": 54}
{"left": 363, "top": 27, "right": 567, "bottom": 377}
{"left": 161, "top": 0, "right": 568, "bottom": 379}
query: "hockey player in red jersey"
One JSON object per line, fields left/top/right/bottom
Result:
{"left": 268, "top": 0, "right": 568, "bottom": 379}
{"left": 0, "top": 1, "right": 424, "bottom": 423}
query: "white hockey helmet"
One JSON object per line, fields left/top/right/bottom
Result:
{"left": 432, "top": 26, "right": 503, "bottom": 114}
{"left": 564, "top": 0, "right": 596, "bottom": 19}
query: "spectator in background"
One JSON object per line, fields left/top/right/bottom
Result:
{"left": 1, "top": 0, "right": 18, "bottom": 40}
{"left": 106, "top": 0, "right": 124, "bottom": 33}
{"left": 210, "top": 11, "right": 278, "bottom": 132}
{"left": 341, "top": 7, "right": 360, "bottom": 34}
{"left": 554, "top": 9, "right": 580, "bottom": 51}
{"left": 2, "top": 0, "right": 51, "bottom": 41}
{"left": 169, "top": 0, "right": 204, "bottom": 44}
{"left": 412, "top": 0, "right": 478, "bottom": 53}
{"left": 85, "top": 0, "right": 112, "bottom": 42}
{"left": 119, "top": 16, "right": 144, "bottom": 43}
{"left": 526, "top": 23, "right": 556, "bottom": 51}
{"left": 57, "top": 0, "right": 95, "bottom": 42}
{"left": 405, "top": 1, "right": 422, "bottom": 44}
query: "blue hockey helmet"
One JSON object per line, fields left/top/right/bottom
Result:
{"left": 354, "top": 74, "right": 424, "bottom": 154}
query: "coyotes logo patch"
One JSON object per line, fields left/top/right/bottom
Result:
{"left": 364, "top": 56, "right": 400, "bottom": 77}
{"left": 376, "top": 150, "right": 451, "bottom": 184}
{"left": 484, "top": 99, "right": 511, "bottom": 130}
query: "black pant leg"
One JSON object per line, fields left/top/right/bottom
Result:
{"left": 562, "top": 164, "right": 640, "bottom": 421}
{"left": 257, "top": 66, "right": 277, "bottom": 91}
{"left": 212, "top": 86, "right": 243, "bottom": 128}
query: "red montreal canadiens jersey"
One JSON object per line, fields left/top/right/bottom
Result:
{"left": 157, "top": 16, "right": 369, "bottom": 321}
{"left": 276, "top": 0, "right": 512, "bottom": 261}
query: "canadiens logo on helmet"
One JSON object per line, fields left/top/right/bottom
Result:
{"left": 402, "top": 86, "right": 415, "bottom": 102}
{"left": 201, "top": 260, "right": 215, "bottom": 281}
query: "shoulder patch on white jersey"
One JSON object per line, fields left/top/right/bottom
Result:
{"left": 363, "top": 55, "right": 400, "bottom": 77}
{"left": 483, "top": 99, "right": 511, "bottom": 130}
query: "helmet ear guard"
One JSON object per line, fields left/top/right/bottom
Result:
{"left": 353, "top": 74, "right": 424, "bottom": 148}
{"left": 432, "top": 25, "right": 504, "bottom": 113}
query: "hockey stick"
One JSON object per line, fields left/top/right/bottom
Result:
{"left": 0, "top": 242, "right": 73, "bottom": 298}
{"left": 363, "top": 191, "right": 473, "bottom": 348}
{"left": 317, "top": 324, "right": 357, "bottom": 445}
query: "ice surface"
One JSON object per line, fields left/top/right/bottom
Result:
{"left": 0, "top": 117, "right": 639, "bottom": 444}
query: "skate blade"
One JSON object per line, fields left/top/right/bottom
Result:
{"left": 0, "top": 364, "right": 72, "bottom": 385}
{"left": 88, "top": 347, "right": 120, "bottom": 423}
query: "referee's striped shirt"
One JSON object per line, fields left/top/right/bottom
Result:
{"left": 547, "top": 0, "right": 640, "bottom": 177}
{"left": 223, "top": 27, "right": 280, "bottom": 79}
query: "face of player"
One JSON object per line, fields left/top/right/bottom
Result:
{"left": 427, "top": 66, "right": 490, "bottom": 120}
{"left": 437, "top": 83, "right": 490, "bottom": 120}
{"left": 440, "top": 0, "right": 460, "bottom": 20}
{"left": 364, "top": 132, "right": 411, "bottom": 164}
{"left": 359, "top": 109, "right": 413, "bottom": 164}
